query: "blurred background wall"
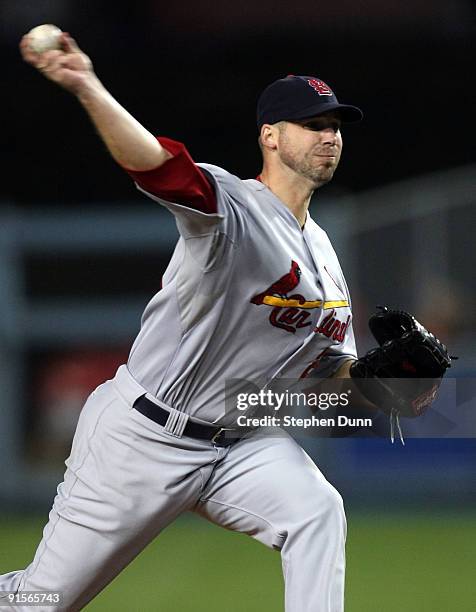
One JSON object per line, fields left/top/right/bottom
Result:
{"left": 1, "top": 0, "right": 475, "bottom": 510}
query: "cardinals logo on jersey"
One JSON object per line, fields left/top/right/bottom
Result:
{"left": 250, "top": 260, "right": 349, "bottom": 334}
{"left": 250, "top": 260, "right": 302, "bottom": 306}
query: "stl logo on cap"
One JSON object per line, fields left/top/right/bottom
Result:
{"left": 307, "top": 78, "right": 333, "bottom": 96}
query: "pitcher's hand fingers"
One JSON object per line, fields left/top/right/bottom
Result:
{"left": 60, "top": 32, "right": 82, "bottom": 54}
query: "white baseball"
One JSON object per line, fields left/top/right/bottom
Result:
{"left": 27, "top": 24, "right": 62, "bottom": 54}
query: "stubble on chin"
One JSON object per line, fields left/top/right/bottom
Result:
{"left": 278, "top": 134, "right": 339, "bottom": 187}
{"left": 300, "top": 155, "right": 338, "bottom": 187}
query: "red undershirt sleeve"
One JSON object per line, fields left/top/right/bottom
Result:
{"left": 124, "top": 137, "right": 217, "bottom": 214}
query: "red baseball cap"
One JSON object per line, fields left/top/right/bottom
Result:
{"left": 257, "top": 75, "right": 363, "bottom": 128}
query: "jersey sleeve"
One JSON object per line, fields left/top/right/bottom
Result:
{"left": 126, "top": 137, "right": 246, "bottom": 242}
{"left": 125, "top": 137, "right": 217, "bottom": 215}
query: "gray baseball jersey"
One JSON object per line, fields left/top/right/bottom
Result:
{"left": 128, "top": 163, "right": 356, "bottom": 424}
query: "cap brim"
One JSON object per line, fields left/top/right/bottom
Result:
{"left": 290, "top": 102, "right": 363, "bottom": 123}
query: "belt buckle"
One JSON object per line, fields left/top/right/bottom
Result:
{"left": 211, "top": 427, "right": 235, "bottom": 446}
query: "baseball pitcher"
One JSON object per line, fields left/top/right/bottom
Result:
{"left": 0, "top": 28, "right": 451, "bottom": 612}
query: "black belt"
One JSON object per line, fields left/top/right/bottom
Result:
{"left": 133, "top": 395, "right": 237, "bottom": 446}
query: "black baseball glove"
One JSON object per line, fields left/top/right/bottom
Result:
{"left": 350, "top": 307, "right": 453, "bottom": 418}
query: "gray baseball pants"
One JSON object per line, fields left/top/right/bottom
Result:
{"left": 0, "top": 365, "right": 346, "bottom": 611}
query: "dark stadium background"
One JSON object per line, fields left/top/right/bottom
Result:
{"left": 3, "top": 0, "right": 474, "bottom": 204}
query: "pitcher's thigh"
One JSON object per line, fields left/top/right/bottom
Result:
{"left": 195, "top": 431, "right": 346, "bottom": 550}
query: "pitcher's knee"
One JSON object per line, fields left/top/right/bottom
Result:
{"left": 298, "top": 479, "right": 346, "bottom": 538}
{"left": 321, "top": 481, "right": 345, "bottom": 528}
{"left": 321, "top": 482, "right": 345, "bottom": 522}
